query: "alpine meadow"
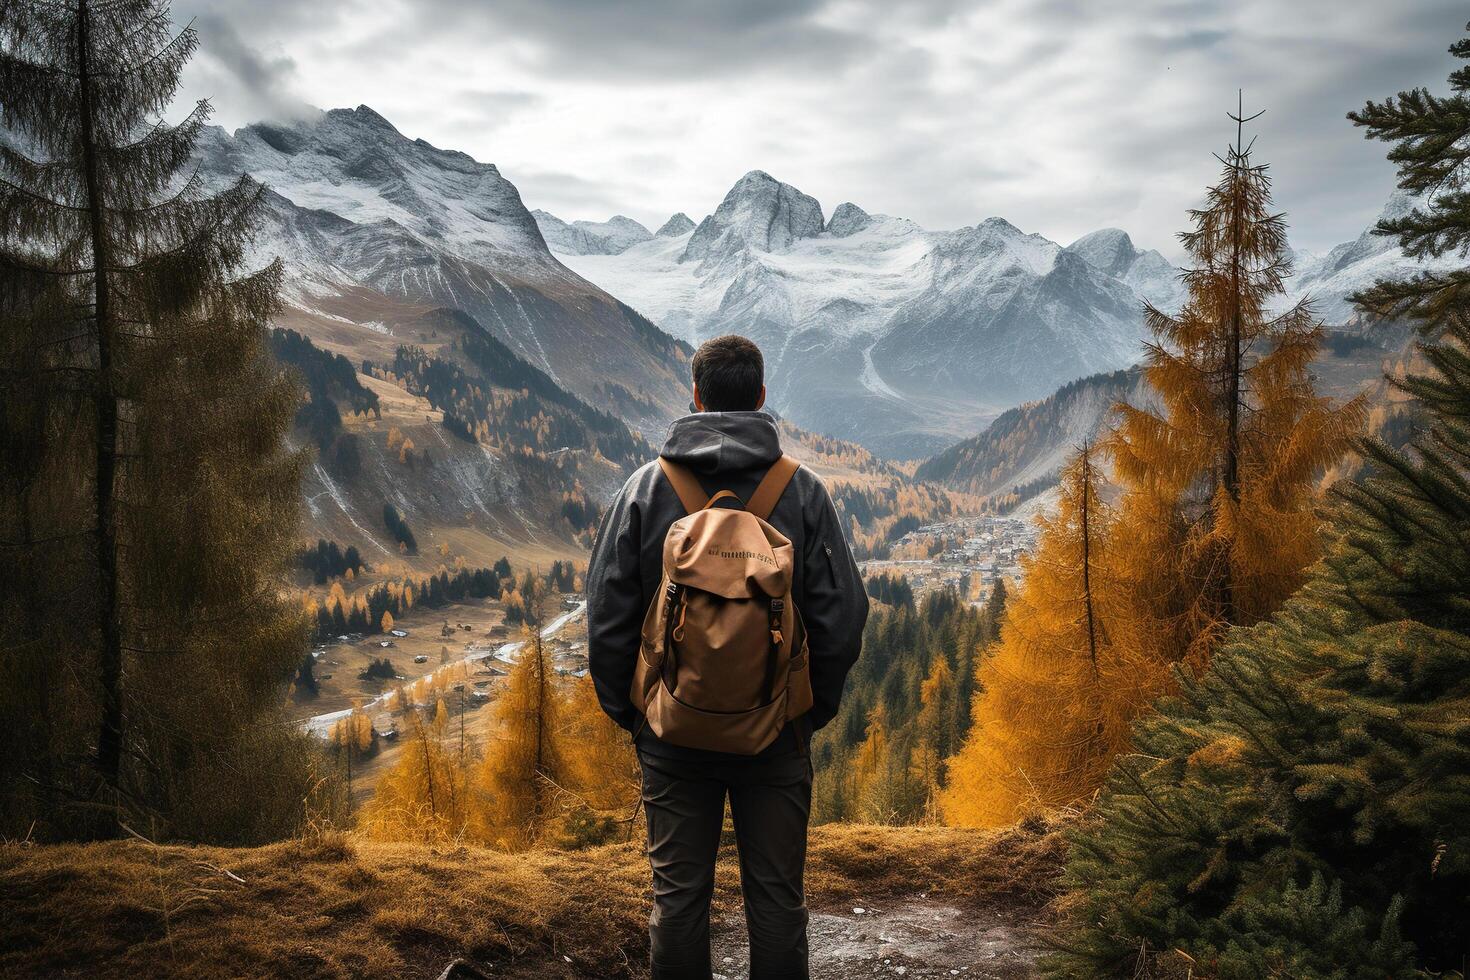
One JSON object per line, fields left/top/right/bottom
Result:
{"left": 1, "top": 2, "right": 1467, "bottom": 978}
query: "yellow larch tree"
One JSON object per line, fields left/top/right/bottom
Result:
{"left": 553, "top": 674, "right": 640, "bottom": 845}
{"left": 360, "top": 702, "right": 469, "bottom": 841}
{"left": 851, "top": 703, "right": 924, "bottom": 824}
{"left": 943, "top": 446, "right": 1152, "bottom": 826}
{"left": 470, "top": 628, "right": 564, "bottom": 849}
{"left": 329, "top": 704, "right": 374, "bottom": 799}
{"left": 558, "top": 674, "right": 639, "bottom": 813}
{"left": 1107, "top": 120, "right": 1365, "bottom": 672}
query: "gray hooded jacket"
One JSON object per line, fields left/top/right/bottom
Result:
{"left": 586, "top": 411, "right": 868, "bottom": 759}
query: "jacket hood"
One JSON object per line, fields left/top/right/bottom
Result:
{"left": 659, "top": 411, "right": 782, "bottom": 476}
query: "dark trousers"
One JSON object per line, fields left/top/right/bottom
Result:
{"left": 638, "top": 745, "right": 813, "bottom": 980}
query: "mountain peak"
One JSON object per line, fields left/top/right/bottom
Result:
{"left": 732, "top": 169, "right": 778, "bottom": 189}
{"left": 828, "top": 202, "right": 871, "bottom": 237}
{"left": 329, "top": 105, "right": 400, "bottom": 133}
{"left": 533, "top": 212, "right": 651, "bottom": 255}
{"left": 978, "top": 216, "right": 1022, "bottom": 235}
{"left": 1066, "top": 227, "right": 1139, "bottom": 278}
{"left": 656, "top": 212, "right": 695, "bottom": 237}
{"left": 682, "top": 170, "right": 824, "bottom": 261}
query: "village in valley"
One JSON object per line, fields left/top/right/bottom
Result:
{"left": 862, "top": 513, "right": 1038, "bottom": 601}
{"left": 295, "top": 588, "right": 590, "bottom": 803}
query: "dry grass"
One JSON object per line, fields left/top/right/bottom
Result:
{"left": 802, "top": 817, "right": 1067, "bottom": 913}
{"left": 0, "top": 818, "right": 1065, "bottom": 979}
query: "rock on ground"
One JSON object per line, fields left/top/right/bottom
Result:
{"left": 710, "top": 899, "right": 1040, "bottom": 979}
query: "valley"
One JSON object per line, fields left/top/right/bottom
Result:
{"left": 174, "top": 100, "right": 1436, "bottom": 845}
{"left": 10, "top": 0, "right": 1470, "bottom": 975}
{"left": 297, "top": 592, "right": 589, "bottom": 806}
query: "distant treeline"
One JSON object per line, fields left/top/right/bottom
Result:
{"left": 270, "top": 329, "right": 381, "bottom": 470}
{"left": 297, "top": 539, "right": 366, "bottom": 584}
{"left": 368, "top": 330, "right": 648, "bottom": 470}
{"left": 829, "top": 483, "right": 960, "bottom": 561}
{"left": 310, "top": 557, "right": 581, "bottom": 644}
{"left": 382, "top": 504, "right": 417, "bottom": 554}
{"left": 864, "top": 571, "right": 915, "bottom": 608}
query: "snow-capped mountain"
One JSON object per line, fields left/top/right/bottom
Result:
{"left": 531, "top": 211, "right": 654, "bottom": 255}
{"left": 1065, "top": 227, "right": 1188, "bottom": 312}
{"left": 1289, "top": 190, "right": 1451, "bottom": 331}
{"left": 556, "top": 170, "right": 1182, "bottom": 456}
{"left": 656, "top": 213, "right": 696, "bottom": 237}
{"left": 194, "top": 106, "right": 691, "bottom": 427}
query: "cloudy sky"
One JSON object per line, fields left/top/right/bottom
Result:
{"left": 173, "top": 0, "right": 1464, "bottom": 257}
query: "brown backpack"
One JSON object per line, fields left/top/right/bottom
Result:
{"left": 631, "top": 455, "right": 814, "bottom": 754}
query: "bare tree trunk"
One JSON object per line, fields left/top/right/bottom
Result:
{"left": 1079, "top": 446, "right": 1101, "bottom": 680}
{"left": 419, "top": 720, "right": 438, "bottom": 821}
{"left": 1219, "top": 95, "right": 1249, "bottom": 628}
{"left": 76, "top": 0, "right": 125, "bottom": 813}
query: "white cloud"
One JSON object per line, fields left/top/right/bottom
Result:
{"left": 173, "top": 0, "right": 1465, "bottom": 256}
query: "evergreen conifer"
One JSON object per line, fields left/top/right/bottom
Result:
{"left": 1052, "top": 60, "right": 1470, "bottom": 975}
{"left": 0, "top": 0, "right": 321, "bottom": 841}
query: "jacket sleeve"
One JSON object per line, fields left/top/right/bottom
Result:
{"left": 586, "top": 479, "right": 644, "bottom": 732}
{"left": 799, "top": 475, "right": 868, "bottom": 731}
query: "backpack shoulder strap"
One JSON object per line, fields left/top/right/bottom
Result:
{"left": 658, "top": 458, "right": 709, "bottom": 515}
{"left": 747, "top": 455, "right": 800, "bottom": 521}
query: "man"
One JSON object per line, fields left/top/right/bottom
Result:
{"left": 587, "top": 334, "right": 868, "bottom": 980}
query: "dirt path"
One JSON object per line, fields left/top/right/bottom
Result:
{"left": 710, "top": 899, "right": 1041, "bottom": 979}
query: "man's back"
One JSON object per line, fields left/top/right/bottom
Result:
{"left": 587, "top": 391, "right": 867, "bottom": 979}
{"left": 587, "top": 409, "right": 866, "bottom": 758}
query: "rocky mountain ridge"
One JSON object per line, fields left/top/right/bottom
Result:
{"left": 550, "top": 170, "right": 1187, "bottom": 456}
{"left": 195, "top": 105, "right": 692, "bottom": 430}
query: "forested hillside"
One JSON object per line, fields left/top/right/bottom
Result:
{"left": 914, "top": 368, "right": 1147, "bottom": 503}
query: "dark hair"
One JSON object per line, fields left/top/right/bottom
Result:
{"left": 691, "top": 335, "right": 764, "bottom": 412}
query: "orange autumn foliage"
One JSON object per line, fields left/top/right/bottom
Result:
{"left": 943, "top": 448, "right": 1154, "bottom": 826}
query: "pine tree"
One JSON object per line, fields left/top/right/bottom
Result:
{"left": 1052, "top": 62, "right": 1470, "bottom": 976}
{"left": 1106, "top": 104, "right": 1364, "bottom": 672}
{"left": 0, "top": 1, "right": 321, "bottom": 841}
{"left": 911, "top": 654, "right": 956, "bottom": 819}
{"left": 943, "top": 447, "right": 1151, "bottom": 826}
{"left": 981, "top": 577, "right": 1008, "bottom": 644}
